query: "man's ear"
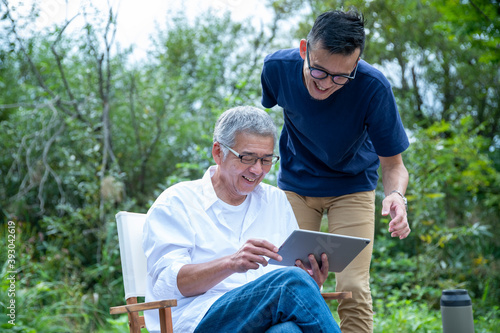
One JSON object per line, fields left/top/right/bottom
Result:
{"left": 299, "top": 39, "right": 307, "bottom": 60}
{"left": 212, "top": 142, "right": 223, "bottom": 166}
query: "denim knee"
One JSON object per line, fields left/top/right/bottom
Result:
{"left": 271, "top": 267, "right": 320, "bottom": 291}
{"left": 265, "top": 321, "right": 302, "bottom": 333}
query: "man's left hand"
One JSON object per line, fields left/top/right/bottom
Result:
{"left": 295, "top": 253, "right": 329, "bottom": 287}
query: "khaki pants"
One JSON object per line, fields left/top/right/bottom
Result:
{"left": 284, "top": 190, "right": 375, "bottom": 333}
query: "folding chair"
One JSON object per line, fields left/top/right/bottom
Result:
{"left": 109, "top": 211, "right": 351, "bottom": 332}
{"left": 109, "top": 212, "right": 176, "bottom": 333}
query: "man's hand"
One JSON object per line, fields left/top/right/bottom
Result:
{"left": 229, "top": 239, "right": 282, "bottom": 273}
{"left": 379, "top": 154, "right": 410, "bottom": 240}
{"left": 295, "top": 253, "right": 329, "bottom": 287}
{"left": 178, "top": 239, "right": 281, "bottom": 297}
{"left": 382, "top": 194, "right": 411, "bottom": 239}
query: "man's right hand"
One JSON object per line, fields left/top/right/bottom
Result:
{"left": 178, "top": 239, "right": 281, "bottom": 297}
{"left": 229, "top": 239, "right": 282, "bottom": 273}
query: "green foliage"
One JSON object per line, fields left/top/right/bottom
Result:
{"left": 372, "top": 287, "right": 500, "bottom": 333}
{"left": 0, "top": 219, "right": 103, "bottom": 332}
{"left": 404, "top": 117, "right": 500, "bottom": 311}
{"left": 374, "top": 297, "right": 443, "bottom": 332}
{"left": 433, "top": 0, "right": 500, "bottom": 65}
{"left": 371, "top": 116, "right": 500, "bottom": 320}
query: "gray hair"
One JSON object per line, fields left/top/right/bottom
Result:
{"left": 213, "top": 106, "right": 278, "bottom": 160}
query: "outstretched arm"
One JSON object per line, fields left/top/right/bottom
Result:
{"left": 177, "top": 239, "right": 282, "bottom": 297}
{"left": 379, "top": 154, "right": 411, "bottom": 239}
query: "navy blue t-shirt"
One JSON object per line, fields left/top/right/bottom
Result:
{"left": 261, "top": 48, "right": 409, "bottom": 197}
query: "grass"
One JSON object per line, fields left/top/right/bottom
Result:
{"left": 326, "top": 297, "right": 498, "bottom": 333}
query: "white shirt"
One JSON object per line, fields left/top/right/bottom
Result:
{"left": 143, "top": 166, "right": 298, "bottom": 333}
{"left": 217, "top": 195, "right": 250, "bottom": 238}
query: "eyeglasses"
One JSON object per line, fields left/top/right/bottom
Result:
{"left": 219, "top": 142, "right": 280, "bottom": 166}
{"left": 306, "top": 41, "right": 359, "bottom": 86}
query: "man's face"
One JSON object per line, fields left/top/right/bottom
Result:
{"left": 300, "top": 39, "right": 360, "bottom": 101}
{"left": 212, "top": 132, "right": 274, "bottom": 205}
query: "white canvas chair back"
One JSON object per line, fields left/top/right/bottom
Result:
{"left": 112, "top": 211, "right": 176, "bottom": 333}
{"left": 116, "top": 211, "right": 148, "bottom": 299}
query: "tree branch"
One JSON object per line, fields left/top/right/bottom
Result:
{"left": 2, "top": 0, "right": 89, "bottom": 125}
{"left": 7, "top": 101, "right": 67, "bottom": 212}
{"left": 38, "top": 105, "right": 67, "bottom": 214}
{"left": 469, "top": 0, "right": 494, "bottom": 24}
{"left": 50, "top": 14, "right": 85, "bottom": 120}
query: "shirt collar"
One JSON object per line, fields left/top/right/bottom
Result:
{"left": 200, "top": 165, "right": 267, "bottom": 210}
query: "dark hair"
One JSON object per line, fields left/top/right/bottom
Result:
{"left": 307, "top": 9, "right": 366, "bottom": 56}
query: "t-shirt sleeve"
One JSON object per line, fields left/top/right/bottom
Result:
{"left": 366, "top": 84, "right": 410, "bottom": 157}
{"left": 261, "top": 59, "right": 278, "bottom": 109}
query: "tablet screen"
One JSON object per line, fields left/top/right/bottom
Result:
{"left": 268, "top": 229, "right": 370, "bottom": 272}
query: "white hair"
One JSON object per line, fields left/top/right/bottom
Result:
{"left": 213, "top": 106, "right": 278, "bottom": 159}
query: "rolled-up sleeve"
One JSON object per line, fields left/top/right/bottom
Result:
{"left": 143, "top": 198, "right": 195, "bottom": 300}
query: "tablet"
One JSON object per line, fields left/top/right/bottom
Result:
{"left": 268, "top": 229, "right": 371, "bottom": 272}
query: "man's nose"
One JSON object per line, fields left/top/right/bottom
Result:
{"left": 248, "top": 159, "right": 264, "bottom": 173}
{"left": 318, "top": 78, "right": 335, "bottom": 89}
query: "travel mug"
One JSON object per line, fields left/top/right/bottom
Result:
{"left": 441, "top": 289, "right": 475, "bottom": 333}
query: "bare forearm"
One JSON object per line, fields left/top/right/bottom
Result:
{"left": 177, "top": 256, "right": 234, "bottom": 297}
{"left": 380, "top": 155, "right": 409, "bottom": 195}
{"left": 177, "top": 238, "right": 282, "bottom": 297}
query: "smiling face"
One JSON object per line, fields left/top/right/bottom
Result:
{"left": 211, "top": 132, "right": 275, "bottom": 205}
{"left": 299, "top": 39, "right": 360, "bottom": 101}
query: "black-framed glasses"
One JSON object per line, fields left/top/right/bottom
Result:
{"left": 306, "top": 41, "right": 359, "bottom": 86}
{"left": 219, "top": 142, "right": 280, "bottom": 166}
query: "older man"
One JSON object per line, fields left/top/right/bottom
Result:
{"left": 143, "top": 106, "right": 340, "bottom": 333}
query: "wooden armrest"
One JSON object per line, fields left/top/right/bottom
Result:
{"left": 110, "top": 299, "right": 177, "bottom": 315}
{"left": 321, "top": 292, "right": 352, "bottom": 300}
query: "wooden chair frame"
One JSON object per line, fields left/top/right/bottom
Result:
{"left": 110, "top": 298, "right": 176, "bottom": 333}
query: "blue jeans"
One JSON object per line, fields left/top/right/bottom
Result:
{"left": 194, "top": 267, "right": 340, "bottom": 333}
{"left": 265, "top": 322, "right": 302, "bottom": 332}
